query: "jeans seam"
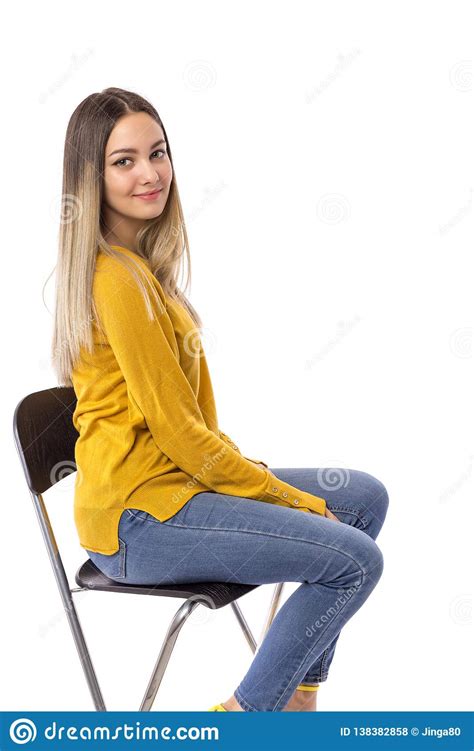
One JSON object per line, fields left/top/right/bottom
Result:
{"left": 126, "top": 509, "right": 148, "bottom": 520}
{"left": 274, "top": 558, "right": 383, "bottom": 709}
{"left": 124, "top": 517, "right": 372, "bottom": 576}
{"left": 320, "top": 648, "right": 329, "bottom": 679}
{"left": 101, "top": 536, "right": 127, "bottom": 579}
{"left": 234, "top": 688, "right": 260, "bottom": 712}
{"left": 118, "top": 537, "right": 126, "bottom": 578}
{"left": 272, "top": 563, "right": 366, "bottom": 711}
{"left": 308, "top": 646, "right": 329, "bottom": 683}
{"left": 328, "top": 507, "right": 369, "bottom": 528}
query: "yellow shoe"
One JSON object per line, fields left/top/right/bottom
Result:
{"left": 208, "top": 686, "right": 318, "bottom": 710}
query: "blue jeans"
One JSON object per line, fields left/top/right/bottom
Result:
{"left": 86, "top": 467, "right": 389, "bottom": 711}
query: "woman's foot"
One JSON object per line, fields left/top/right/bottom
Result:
{"left": 220, "top": 686, "right": 318, "bottom": 712}
{"left": 221, "top": 694, "right": 244, "bottom": 711}
{"left": 283, "top": 686, "right": 318, "bottom": 712}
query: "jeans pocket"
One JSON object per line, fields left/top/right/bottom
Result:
{"left": 126, "top": 508, "right": 151, "bottom": 521}
{"left": 87, "top": 536, "right": 127, "bottom": 580}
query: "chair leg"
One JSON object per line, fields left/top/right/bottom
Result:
{"left": 31, "top": 491, "right": 106, "bottom": 711}
{"left": 139, "top": 597, "right": 205, "bottom": 711}
{"left": 230, "top": 601, "right": 257, "bottom": 652}
{"left": 259, "top": 582, "right": 285, "bottom": 645}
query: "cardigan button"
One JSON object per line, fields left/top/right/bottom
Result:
{"left": 282, "top": 491, "right": 288, "bottom": 498}
{"left": 272, "top": 486, "right": 279, "bottom": 493}
{"left": 293, "top": 498, "right": 300, "bottom": 505}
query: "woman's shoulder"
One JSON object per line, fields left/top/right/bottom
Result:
{"left": 96, "top": 247, "right": 155, "bottom": 283}
{"left": 94, "top": 247, "right": 167, "bottom": 309}
{"left": 96, "top": 245, "right": 148, "bottom": 271}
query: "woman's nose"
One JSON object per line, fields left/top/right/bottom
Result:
{"left": 136, "top": 159, "right": 161, "bottom": 182}
{"left": 139, "top": 169, "right": 160, "bottom": 184}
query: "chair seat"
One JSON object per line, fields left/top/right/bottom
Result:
{"left": 75, "top": 559, "right": 258, "bottom": 609}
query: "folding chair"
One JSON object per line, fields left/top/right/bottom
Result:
{"left": 13, "top": 387, "right": 286, "bottom": 711}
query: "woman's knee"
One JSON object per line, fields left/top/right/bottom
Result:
{"left": 365, "top": 537, "right": 384, "bottom": 578}
{"left": 346, "top": 529, "right": 384, "bottom": 584}
{"left": 313, "top": 524, "right": 384, "bottom": 589}
{"left": 352, "top": 469, "right": 389, "bottom": 526}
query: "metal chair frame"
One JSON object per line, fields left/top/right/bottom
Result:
{"left": 13, "top": 387, "right": 285, "bottom": 711}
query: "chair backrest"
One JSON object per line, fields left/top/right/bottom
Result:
{"left": 13, "top": 386, "right": 78, "bottom": 494}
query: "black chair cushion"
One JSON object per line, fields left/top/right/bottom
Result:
{"left": 76, "top": 559, "right": 258, "bottom": 609}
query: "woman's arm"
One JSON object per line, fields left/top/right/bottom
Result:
{"left": 93, "top": 258, "right": 326, "bottom": 516}
{"left": 218, "top": 430, "right": 269, "bottom": 468}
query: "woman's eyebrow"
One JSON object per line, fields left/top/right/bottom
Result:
{"left": 108, "top": 139, "right": 166, "bottom": 157}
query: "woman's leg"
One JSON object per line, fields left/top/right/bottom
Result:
{"left": 86, "top": 468, "right": 387, "bottom": 711}
{"left": 264, "top": 467, "right": 390, "bottom": 686}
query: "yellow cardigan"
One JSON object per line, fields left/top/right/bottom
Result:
{"left": 72, "top": 245, "right": 326, "bottom": 554}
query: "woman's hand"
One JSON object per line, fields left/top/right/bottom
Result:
{"left": 325, "top": 506, "right": 341, "bottom": 522}
{"left": 261, "top": 467, "right": 341, "bottom": 521}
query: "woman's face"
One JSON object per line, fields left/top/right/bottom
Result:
{"left": 102, "top": 111, "right": 173, "bottom": 244}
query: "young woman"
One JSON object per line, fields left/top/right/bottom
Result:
{"left": 51, "top": 87, "right": 389, "bottom": 713}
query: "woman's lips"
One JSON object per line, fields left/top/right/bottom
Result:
{"left": 134, "top": 189, "right": 162, "bottom": 201}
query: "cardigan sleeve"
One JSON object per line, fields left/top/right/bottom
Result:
{"left": 92, "top": 259, "right": 326, "bottom": 516}
{"left": 219, "top": 430, "right": 269, "bottom": 468}
{"left": 218, "top": 430, "right": 242, "bottom": 453}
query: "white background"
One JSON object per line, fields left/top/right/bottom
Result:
{"left": 1, "top": 0, "right": 472, "bottom": 712}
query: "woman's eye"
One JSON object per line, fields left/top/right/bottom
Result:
{"left": 114, "top": 150, "right": 166, "bottom": 168}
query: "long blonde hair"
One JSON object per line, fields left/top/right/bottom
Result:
{"left": 51, "top": 86, "right": 203, "bottom": 387}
